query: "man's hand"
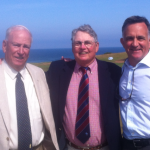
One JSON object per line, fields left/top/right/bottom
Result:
{"left": 61, "top": 56, "right": 72, "bottom": 62}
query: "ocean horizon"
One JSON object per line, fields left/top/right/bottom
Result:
{"left": 0, "top": 47, "right": 125, "bottom": 63}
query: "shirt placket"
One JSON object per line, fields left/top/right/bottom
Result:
{"left": 126, "top": 68, "right": 134, "bottom": 136}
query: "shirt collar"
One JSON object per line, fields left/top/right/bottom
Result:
{"left": 2, "top": 59, "right": 27, "bottom": 80}
{"left": 124, "top": 50, "right": 150, "bottom": 69}
{"left": 139, "top": 50, "right": 150, "bottom": 67}
{"left": 75, "top": 58, "right": 97, "bottom": 73}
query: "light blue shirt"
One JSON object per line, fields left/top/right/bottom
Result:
{"left": 119, "top": 51, "right": 150, "bottom": 140}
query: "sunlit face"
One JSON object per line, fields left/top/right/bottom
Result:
{"left": 72, "top": 31, "right": 99, "bottom": 67}
{"left": 2, "top": 29, "right": 32, "bottom": 71}
{"left": 120, "top": 22, "right": 150, "bottom": 66}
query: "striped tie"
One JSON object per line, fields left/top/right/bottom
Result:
{"left": 75, "top": 67, "right": 90, "bottom": 143}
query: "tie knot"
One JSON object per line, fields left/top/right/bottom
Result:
{"left": 80, "top": 67, "right": 88, "bottom": 74}
{"left": 16, "top": 73, "right": 22, "bottom": 79}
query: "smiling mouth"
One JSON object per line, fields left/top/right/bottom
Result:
{"left": 15, "top": 56, "right": 24, "bottom": 60}
{"left": 79, "top": 52, "right": 88, "bottom": 54}
{"left": 130, "top": 49, "right": 141, "bottom": 51}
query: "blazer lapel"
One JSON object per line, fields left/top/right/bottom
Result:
{"left": 97, "top": 60, "right": 110, "bottom": 111}
{"left": 59, "top": 60, "right": 76, "bottom": 121}
{"left": 26, "top": 64, "right": 41, "bottom": 104}
{"left": 0, "top": 64, "right": 10, "bottom": 134}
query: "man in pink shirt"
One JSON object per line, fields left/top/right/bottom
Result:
{"left": 46, "top": 25, "right": 122, "bottom": 150}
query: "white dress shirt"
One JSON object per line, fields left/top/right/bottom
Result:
{"left": 119, "top": 51, "right": 150, "bottom": 140}
{"left": 2, "top": 60, "right": 44, "bottom": 149}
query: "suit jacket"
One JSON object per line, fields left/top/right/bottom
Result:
{"left": 46, "top": 59, "right": 122, "bottom": 150}
{"left": 0, "top": 63, "right": 59, "bottom": 150}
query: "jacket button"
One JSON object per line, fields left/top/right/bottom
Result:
{"left": 59, "top": 128, "right": 61, "bottom": 130}
{"left": 6, "top": 137, "right": 9, "bottom": 141}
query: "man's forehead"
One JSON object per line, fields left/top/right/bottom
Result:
{"left": 10, "top": 29, "right": 30, "bottom": 35}
{"left": 74, "top": 31, "right": 94, "bottom": 40}
{"left": 124, "top": 22, "right": 148, "bottom": 31}
{"left": 7, "top": 29, "right": 32, "bottom": 41}
{"left": 123, "top": 22, "right": 149, "bottom": 36}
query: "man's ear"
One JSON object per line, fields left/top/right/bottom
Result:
{"left": 148, "top": 37, "right": 150, "bottom": 49}
{"left": 95, "top": 42, "right": 99, "bottom": 53}
{"left": 120, "top": 38, "right": 124, "bottom": 47}
{"left": 2, "top": 40, "right": 7, "bottom": 53}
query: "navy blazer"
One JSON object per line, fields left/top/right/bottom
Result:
{"left": 46, "top": 59, "right": 122, "bottom": 150}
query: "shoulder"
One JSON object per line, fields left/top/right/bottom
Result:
{"left": 26, "top": 63, "right": 45, "bottom": 76}
{"left": 96, "top": 59, "right": 121, "bottom": 83}
{"left": 48, "top": 59, "right": 76, "bottom": 73}
{"left": 26, "top": 63, "right": 42, "bottom": 70}
{"left": 46, "top": 60, "right": 76, "bottom": 86}
{"left": 97, "top": 59, "right": 121, "bottom": 72}
{"left": 47, "top": 60, "right": 65, "bottom": 76}
{"left": 50, "top": 60, "right": 65, "bottom": 70}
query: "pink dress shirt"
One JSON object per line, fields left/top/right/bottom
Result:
{"left": 63, "top": 59, "right": 106, "bottom": 147}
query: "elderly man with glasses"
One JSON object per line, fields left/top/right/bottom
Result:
{"left": 119, "top": 16, "right": 150, "bottom": 150}
{"left": 46, "top": 25, "right": 122, "bottom": 150}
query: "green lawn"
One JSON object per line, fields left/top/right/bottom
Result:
{"left": 96, "top": 52, "right": 127, "bottom": 67}
{"left": 32, "top": 62, "right": 51, "bottom": 71}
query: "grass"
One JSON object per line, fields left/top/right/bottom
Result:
{"left": 32, "top": 52, "right": 127, "bottom": 71}
{"left": 96, "top": 52, "right": 127, "bottom": 67}
{"left": 32, "top": 62, "right": 51, "bottom": 72}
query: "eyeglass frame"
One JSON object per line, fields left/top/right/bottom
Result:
{"left": 72, "top": 40, "right": 96, "bottom": 48}
{"left": 116, "top": 68, "right": 136, "bottom": 101}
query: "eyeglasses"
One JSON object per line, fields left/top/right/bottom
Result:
{"left": 73, "top": 40, "right": 96, "bottom": 48}
{"left": 116, "top": 69, "right": 135, "bottom": 101}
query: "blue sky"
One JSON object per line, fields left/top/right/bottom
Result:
{"left": 0, "top": 0, "right": 150, "bottom": 49}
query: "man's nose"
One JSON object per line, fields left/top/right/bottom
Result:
{"left": 18, "top": 46, "right": 24, "bottom": 54}
{"left": 80, "top": 42, "right": 86, "bottom": 49}
{"left": 132, "top": 38, "right": 139, "bottom": 47}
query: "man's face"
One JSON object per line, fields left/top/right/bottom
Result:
{"left": 2, "top": 29, "right": 32, "bottom": 71}
{"left": 72, "top": 31, "right": 99, "bottom": 67}
{"left": 120, "top": 22, "right": 150, "bottom": 66}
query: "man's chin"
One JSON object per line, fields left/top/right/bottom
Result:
{"left": 12, "top": 62, "right": 26, "bottom": 71}
{"left": 131, "top": 54, "right": 143, "bottom": 60}
{"left": 76, "top": 59, "right": 94, "bottom": 67}
{"left": 129, "top": 55, "right": 144, "bottom": 65}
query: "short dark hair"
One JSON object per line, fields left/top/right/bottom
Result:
{"left": 122, "top": 16, "right": 150, "bottom": 35}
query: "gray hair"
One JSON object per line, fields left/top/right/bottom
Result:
{"left": 122, "top": 16, "right": 150, "bottom": 35}
{"left": 71, "top": 24, "right": 98, "bottom": 42}
{"left": 5, "top": 25, "right": 32, "bottom": 41}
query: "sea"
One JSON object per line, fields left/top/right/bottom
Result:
{"left": 0, "top": 47, "right": 125, "bottom": 63}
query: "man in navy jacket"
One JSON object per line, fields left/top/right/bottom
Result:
{"left": 46, "top": 24, "right": 122, "bottom": 150}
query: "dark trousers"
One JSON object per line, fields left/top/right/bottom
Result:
{"left": 123, "top": 137, "right": 150, "bottom": 150}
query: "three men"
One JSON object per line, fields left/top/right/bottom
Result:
{"left": 119, "top": 16, "right": 150, "bottom": 150}
{"left": 2, "top": 15, "right": 149, "bottom": 150}
{"left": 0, "top": 25, "right": 59, "bottom": 150}
{"left": 46, "top": 25, "right": 122, "bottom": 150}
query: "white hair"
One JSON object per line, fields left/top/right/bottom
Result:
{"left": 71, "top": 24, "right": 98, "bottom": 42}
{"left": 5, "top": 25, "right": 32, "bottom": 41}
